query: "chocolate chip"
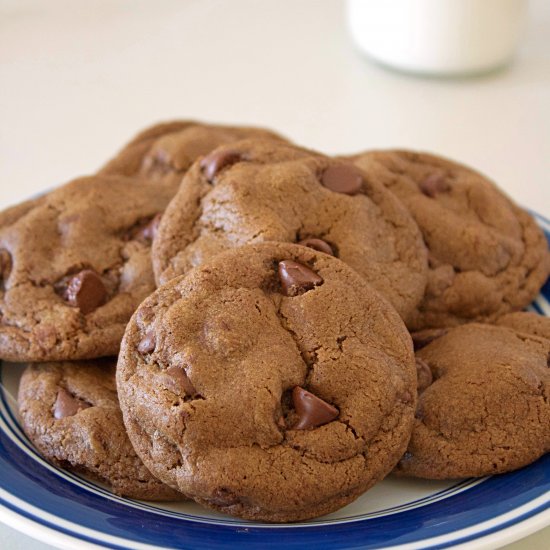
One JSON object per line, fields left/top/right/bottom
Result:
{"left": 200, "top": 149, "right": 241, "bottom": 183}
{"left": 292, "top": 386, "right": 339, "bottom": 430}
{"left": 0, "top": 248, "right": 12, "bottom": 291}
{"left": 419, "top": 174, "right": 450, "bottom": 197}
{"left": 136, "top": 305, "right": 155, "bottom": 326}
{"left": 411, "top": 328, "right": 448, "bottom": 351}
{"left": 142, "top": 213, "right": 162, "bottom": 241}
{"left": 61, "top": 270, "right": 107, "bottom": 314}
{"left": 141, "top": 148, "right": 173, "bottom": 176}
{"left": 278, "top": 260, "right": 323, "bottom": 297}
{"left": 415, "top": 358, "right": 433, "bottom": 393}
{"left": 137, "top": 328, "right": 156, "bottom": 354}
{"left": 164, "top": 365, "right": 197, "bottom": 397}
{"left": 297, "top": 238, "right": 334, "bottom": 256}
{"left": 320, "top": 164, "right": 363, "bottom": 195}
{"left": 126, "top": 214, "right": 162, "bottom": 243}
{"left": 53, "top": 388, "right": 91, "bottom": 419}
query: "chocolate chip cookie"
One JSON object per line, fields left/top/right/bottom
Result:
{"left": 0, "top": 175, "right": 174, "bottom": 362}
{"left": 117, "top": 242, "right": 416, "bottom": 522}
{"left": 152, "top": 139, "right": 428, "bottom": 323}
{"left": 496, "top": 311, "right": 550, "bottom": 340}
{"left": 350, "top": 150, "right": 550, "bottom": 330}
{"left": 100, "top": 120, "right": 287, "bottom": 191}
{"left": 18, "top": 360, "right": 184, "bottom": 500}
{"left": 396, "top": 321, "right": 550, "bottom": 479}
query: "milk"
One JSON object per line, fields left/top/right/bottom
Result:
{"left": 347, "top": 0, "right": 529, "bottom": 76}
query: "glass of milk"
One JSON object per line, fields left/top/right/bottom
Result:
{"left": 347, "top": 0, "right": 529, "bottom": 76}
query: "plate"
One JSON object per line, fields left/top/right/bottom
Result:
{"left": 0, "top": 214, "right": 549, "bottom": 550}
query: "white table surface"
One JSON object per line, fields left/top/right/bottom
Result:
{"left": 0, "top": 0, "right": 549, "bottom": 548}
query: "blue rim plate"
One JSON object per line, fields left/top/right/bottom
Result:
{"left": 0, "top": 214, "right": 549, "bottom": 550}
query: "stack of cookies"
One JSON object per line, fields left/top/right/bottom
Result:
{"left": 2, "top": 121, "right": 549, "bottom": 522}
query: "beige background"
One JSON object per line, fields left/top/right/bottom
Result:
{"left": 0, "top": 0, "right": 548, "bottom": 548}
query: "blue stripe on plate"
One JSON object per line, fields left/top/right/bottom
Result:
{"left": 0, "top": 388, "right": 482, "bottom": 525}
